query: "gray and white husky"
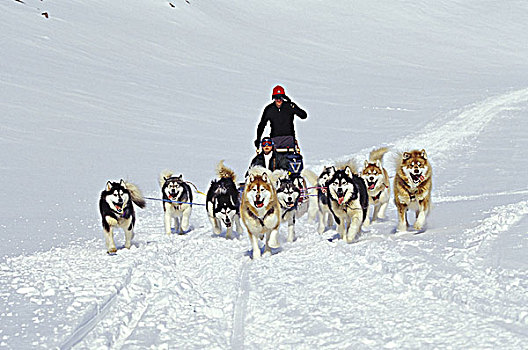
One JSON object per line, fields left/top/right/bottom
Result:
{"left": 99, "top": 180, "right": 146, "bottom": 254}
{"left": 302, "top": 166, "right": 335, "bottom": 234}
{"left": 159, "top": 170, "right": 193, "bottom": 235}
{"left": 206, "top": 161, "right": 242, "bottom": 239}
{"left": 327, "top": 165, "right": 369, "bottom": 243}
{"left": 272, "top": 170, "right": 308, "bottom": 242}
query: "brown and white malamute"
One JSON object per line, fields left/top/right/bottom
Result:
{"left": 361, "top": 147, "right": 390, "bottom": 227}
{"left": 241, "top": 166, "right": 280, "bottom": 259}
{"left": 394, "top": 149, "right": 432, "bottom": 232}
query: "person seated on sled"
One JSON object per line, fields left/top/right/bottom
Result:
{"left": 254, "top": 85, "right": 308, "bottom": 151}
{"left": 248, "top": 137, "right": 290, "bottom": 173}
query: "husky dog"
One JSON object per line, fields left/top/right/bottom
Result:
{"left": 302, "top": 166, "right": 335, "bottom": 234}
{"left": 241, "top": 166, "right": 281, "bottom": 259}
{"left": 361, "top": 147, "right": 390, "bottom": 226}
{"left": 327, "top": 165, "right": 368, "bottom": 243}
{"left": 159, "top": 171, "right": 192, "bottom": 235}
{"left": 206, "top": 161, "right": 242, "bottom": 239}
{"left": 99, "top": 180, "right": 146, "bottom": 254}
{"left": 394, "top": 149, "right": 432, "bottom": 232}
{"left": 272, "top": 170, "right": 308, "bottom": 242}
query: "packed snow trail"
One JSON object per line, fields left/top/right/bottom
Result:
{"left": 1, "top": 90, "right": 527, "bottom": 349}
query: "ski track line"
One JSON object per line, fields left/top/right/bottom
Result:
{"left": 434, "top": 189, "right": 528, "bottom": 204}
{"left": 449, "top": 199, "right": 528, "bottom": 261}
{"left": 59, "top": 265, "right": 136, "bottom": 350}
{"left": 396, "top": 88, "right": 528, "bottom": 168}
{"left": 313, "top": 88, "right": 528, "bottom": 173}
{"left": 230, "top": 261, "right": 250, "bottom": 349}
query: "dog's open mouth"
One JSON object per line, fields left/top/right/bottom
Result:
{"left": 337, "top": 196, "right": 345, "bottom": 205}
{"left": 113, "top": 203, "right": 123, "bottom": 213}
{"left": 254, "top": 199, "right": 264, "bottom": 208}
{"left": 410, "top": 173, "right": 424, "bottom": 184}
{"left": 367, "top": 180, "right": 377, "bottom": 190}
{"left": 286, "top": 200, "right": 295, "bottom": 208}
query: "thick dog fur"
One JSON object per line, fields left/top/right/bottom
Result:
{"left": 159, "top": 170, "right": 192, "bottom": 235}
{"left": 99, "top": 180, "right": 146, "bottom": 254}
{"left": 303, "top": 166, "right": 335, "bottom": 233}
{"left": 327, "top": 166, "right": 368, "bottom": 243}
{"left": 272, "top": 170, "right": 308, "bottom": 242}
{"left": 394, "top": 149, "right": 432, "bottom": 232}
{"left": 241, "top": 166, "right": 281, "bottom": 259}
{"left": 206, "top": 160, "right": 242, "bottom": 239}
{"left": 361, "top": 147, "right": 390, "bottom": 226}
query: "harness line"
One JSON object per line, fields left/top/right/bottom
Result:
{"left": 144, "top": 197, "right": 206, "bottom": 206}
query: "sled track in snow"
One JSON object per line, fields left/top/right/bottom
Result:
{"left": 230, "top": 262, "right": 250, "bottom": 349}
{"left": 60, "top": 264, "right": 137, "bottom": 349}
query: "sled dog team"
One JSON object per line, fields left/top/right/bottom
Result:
{"left": 99, "top": 148, "right": 432, "bottom": 258}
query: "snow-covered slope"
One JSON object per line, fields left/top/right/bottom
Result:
{"left": 1, "top": 0, "right": 527, "bottom": 348}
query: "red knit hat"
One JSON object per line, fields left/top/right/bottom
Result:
{"left": 272, "top": 85, "right": 285, "bottom": 99}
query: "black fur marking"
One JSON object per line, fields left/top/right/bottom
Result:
{"left": 207, "top": 177, "right": 240, "bottom": 215}
{"left": 162, "top": 177, "right": 193, "bottom": 208}
{"left": 99, "top": 181, "right": 136, "bottom": 228}
{"left": 327, "top": 169, "right": 369, "bottom": 223}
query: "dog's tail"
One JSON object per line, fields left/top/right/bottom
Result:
{"left": 125, "top": 182, "right": 146, "bottom": 209}
{"left": 159, "top": 170, "right": 174, "bottom": 188}
{"left": 271, "top": 169, "right": 289, "bottom": 183}
{"left": 336, "top": 159, "right": 358, "bottom": 174}
{"left": 216, "top": 160, "right": 236, "bottom": 182}
{"left": 369, "top": 147, "right": 389, "bottom": 163}
{"left": 301, "top": 168, "right": 318, "bottom": 186}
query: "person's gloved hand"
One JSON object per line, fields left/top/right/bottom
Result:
{"left": 282, "top": 95, "right": 291, "bottom": 103}
{"left": 254, "top": 139, "right": 260, "bottom": 148}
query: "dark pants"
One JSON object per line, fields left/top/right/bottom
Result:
{"left": 272, "top": 135, "right": 295, "bottom": 149}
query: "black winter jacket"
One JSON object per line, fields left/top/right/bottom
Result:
{"left": 248, "top": 151, "right": 290, "bottom": 173}
{"left": 256, "top": 100, "right": 307, "bottom": 142}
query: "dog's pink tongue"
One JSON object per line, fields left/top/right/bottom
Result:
{"left": 369, "top": 184, "right": 375, "bottom": 190}
{"left": 338, "top": 197, "right": 344, "bottom": 205}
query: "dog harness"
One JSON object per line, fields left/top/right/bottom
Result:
{"left": 246, "top": 206, "right": 275, "bottom": 227}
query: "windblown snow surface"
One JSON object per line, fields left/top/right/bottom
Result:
{"left": 1, "top": 0, "right": 527, "bottom": 349}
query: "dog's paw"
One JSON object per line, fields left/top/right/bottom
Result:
{"left": 107, "top": 248, "right": 117, "bottom": 255}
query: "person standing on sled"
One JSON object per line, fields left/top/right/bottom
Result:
{"left": 254, "top": 85, "right": 308, "bottom": 150}
{"left": 248, "top": 137, "right": 290, "bottom": 173}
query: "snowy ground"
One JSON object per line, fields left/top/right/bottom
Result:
{"left": 1, "top": 0, "right": 527, "bottom": 349}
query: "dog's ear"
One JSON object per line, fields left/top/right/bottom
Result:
{"left": 376, "top": 160, "right": 381, "bottom": 168}
{"left": 106, "top": 181, "right": 112, "bottom": 191}
{"left": 120, "top": 179, "right": 127, "bottom": 189}
{"left": 403, "top": 152, "right": 411, "bottom": 160}
{"left": 178, "top": 174, "right": 183, "bottom": 180}
{"left": 249, "top": 174, "right": 255, "bottom": 184}
{"left": 329, "top": 166, "right": 336, "bottom": 177}
{"left": 262, "top": 173, "right": 269, "bottom": 183}
{"left": 275, "top": 178, "right": 281, "bottom": 188}
{"left": 344, "top": 166, "right": 353, "bottom": 178}
{"left": 364, "top": 160, "right": 368, "bottom": 168}
{"left": 421, "top": 149, "right": 427, "bottom": 159}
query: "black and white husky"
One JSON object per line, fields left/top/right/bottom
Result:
{"left": 327, "top": 166, "right": 368, "bottom": 243}
{"left": 303, "top": 166, "right": 335, "bottom": 234}
{"left": 206, "top": 161, "right": 242, "bottom": 239}
{"left": 159, "top": 170, "right": 193, "bottom": 235}
{"left": 272, "top": 170, "right": 308, "bottom": 242}
{"left": 99, "top": 180, "right": 146, "bottom": 254}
